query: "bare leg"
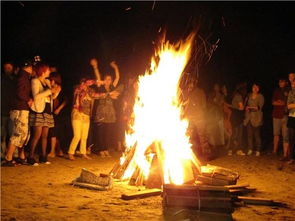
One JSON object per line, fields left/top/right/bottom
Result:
{"left": 41, "top": 127, "right": 49, "bottom": 157}
{"left": 29, "top": 127, "right": 42, "bottom": 158}
{"left": 5, "top": 143, "right": 17, "bottom": 161}
{"left": 18, "top": 147, "right": 26, "bottom": 160}
{"left": 56, "top": 139, "right": 64, "bottom": 156}
{"left": 48, "top": 137, "right": 57, "bottom": 157}
{"left": 273, "top": 135, "right": 279, "bottom": 154}
{"left": 283, "top": 142, "right": 289, "bottom": 158}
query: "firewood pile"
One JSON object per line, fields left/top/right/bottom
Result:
{"left": 71, "top": 168, "right": 113, "bottom": 191}
{"left": 197, "top": 164, "right": 239, "bottom": 186}
{"left": 163, "top": 165, "right": 286, "bottom": 215}
{"left": 110, "top": 143, "right": 200, "bottom": 188}
{"left": 115, "top": 163, "right": 286, "bottom": 216}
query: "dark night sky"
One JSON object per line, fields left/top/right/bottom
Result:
{"left": 2, "top": 1, "right": 295, "bottom": 92}
{"left": 2, "top": 1, "right": 295, "bottom": 145}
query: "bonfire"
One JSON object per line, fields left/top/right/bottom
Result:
{"left": 111, "top": 33, "right": 202, "bottom": 188}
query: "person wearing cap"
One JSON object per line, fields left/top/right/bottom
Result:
{"left": 2, "top": 61, "right": 34, "bottom": 166}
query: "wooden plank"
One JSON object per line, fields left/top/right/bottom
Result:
{"left": 197, "top": 175, "right": 235, "bottom": 186}
{"left": 229, "top": 187, "right": 256, "bottom": 195}
{"left": 237, "top": 196, "right": 286, "bottom": 207}
{"left": 163, "top": 195, "right": 234, "bottom": 213}
{"left": 129, "top": 166, "right": 141, "bottom": 185}
{"left": 225, "top": 184, "right": 250, "bottom": 189}
{"left": 164, "top": 184, "right": 228, "bottom": 191}
{"left": 72, "top": 181, "right": 111, "bottom": 191}
{"left": 163, "top": 184, "right": 231, "bottom": 198}
{"left": 201, "top": 165, "right": 239, "bottom": 179}
{"left": 121, "top": 188, "right": 162, "bottom": 200}
{"left": 111, "top": 145, "right": 136, "bottom": 179}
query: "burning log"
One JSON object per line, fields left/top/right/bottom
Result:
{"left": 145, "top": 154, "right": 164, "bottom": 189}
{"left": 110, "top": 144, "right": 136, "bottom": 179}
{"left": 129, "top": 166, "right": 145, "bottom": 186}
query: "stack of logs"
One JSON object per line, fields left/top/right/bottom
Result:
{"left": 163, "top": 184, "right": 235, "bottom": 214}
{"left": 111, "top": 148, "right": 285, "bottom": 214}
{"left": 110, "top": 143, "right": 200, "bottom": 188}
{"left": 197, "top": 164, "right": 239, "bottom": 186}
{"left": 110, "top": 144, "right": 166, "bottom": 188}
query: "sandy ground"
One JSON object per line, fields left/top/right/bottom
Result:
{"left": 1, "top": 152, "right": 295, "bottom": 221}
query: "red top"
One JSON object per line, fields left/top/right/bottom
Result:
{"left": 272, "top": 88, "right": 288, "bottom": 119}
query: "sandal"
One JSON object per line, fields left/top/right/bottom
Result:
{"left": 15, "top": 158, "right": 28, "bottom": 165}
{"left": 39, "top": 156, "right": 51, "bottom": 165}
{"left": 1, "top": 160, "right": 16, "bottom": 167}
{"left": 68, "top": 154, "right": 75, "bottom": 161}
{"left": 27, "top": 157, "right": 39, "bottom": 166}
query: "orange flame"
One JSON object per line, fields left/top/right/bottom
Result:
{"left": 122, "top": 33, "right": 200, "bottom": 185}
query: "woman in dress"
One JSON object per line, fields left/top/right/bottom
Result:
{"left": 48, "top": 72, "right": 67, "bottom": 158}
{"left": 28, "top": 63, "right": 61, "bottom": 165}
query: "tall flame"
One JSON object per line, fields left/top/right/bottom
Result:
{"left": 122, "top": 33, "right": 200, "bottom": 185}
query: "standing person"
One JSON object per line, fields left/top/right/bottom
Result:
{"left": 91, "top": 60, "right": 121, "bottom": 157}
{"left": 2, "top": 61, "right": 34, "bottom": 166}
{"left": 1, "top": 62, "right": 17, "bottom": 158}
{"left": 48, "top": 72, "right": 67, "bottom": 158}
{"left": 207, "top": 83, "right": 225, "bottom": 147}
{"left": 272, "top": 78, "right": 289, "bottom": 159}
{"left": 221, "top": 85, "right": 232, "bottom": 149}
{"left": 287, "top": 77, "right": 295, "bottom": 164}
{"left": 288, "top": 72, "right": 295, "bottom": 85}
{"left": 244, "top": 83, "right": 264, "bottom": 156}
{"left": 67, "top": 79, "right": 105, "bottom": 160}
{"left": 184, "top": 79, "right": 209, "bottom": 157}
{"left": 228, "top": 83, "right": 246, "bottom": 156}
{"left": 28, "top": 63, "right": 61, "bottom": 166}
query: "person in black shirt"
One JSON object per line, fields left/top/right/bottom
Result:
{"left": 2, "top": 61, "right": 34, "bottom": 166}
{"left": 1, "top": 62, "right": 17, "bottom": 158}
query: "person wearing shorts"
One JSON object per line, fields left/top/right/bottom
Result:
{"left": 272, "top": 78, "right": 289, "bottom": 160}
{"left": 2, "top": 61, "right": 34, "bottom": 167}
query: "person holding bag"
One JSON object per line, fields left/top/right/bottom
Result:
{"left": 244, "top": 83, "right": 264, "bottom": 157}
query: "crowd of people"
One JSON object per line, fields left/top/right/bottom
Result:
{"left": 1, "top": 57, "right": 137, "bottom": 166}
{"left": 184, "top": 73, "right": 295, "bottom": 164}
{"left": 1, "top": 57, "right": 295, "bottom": 167}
